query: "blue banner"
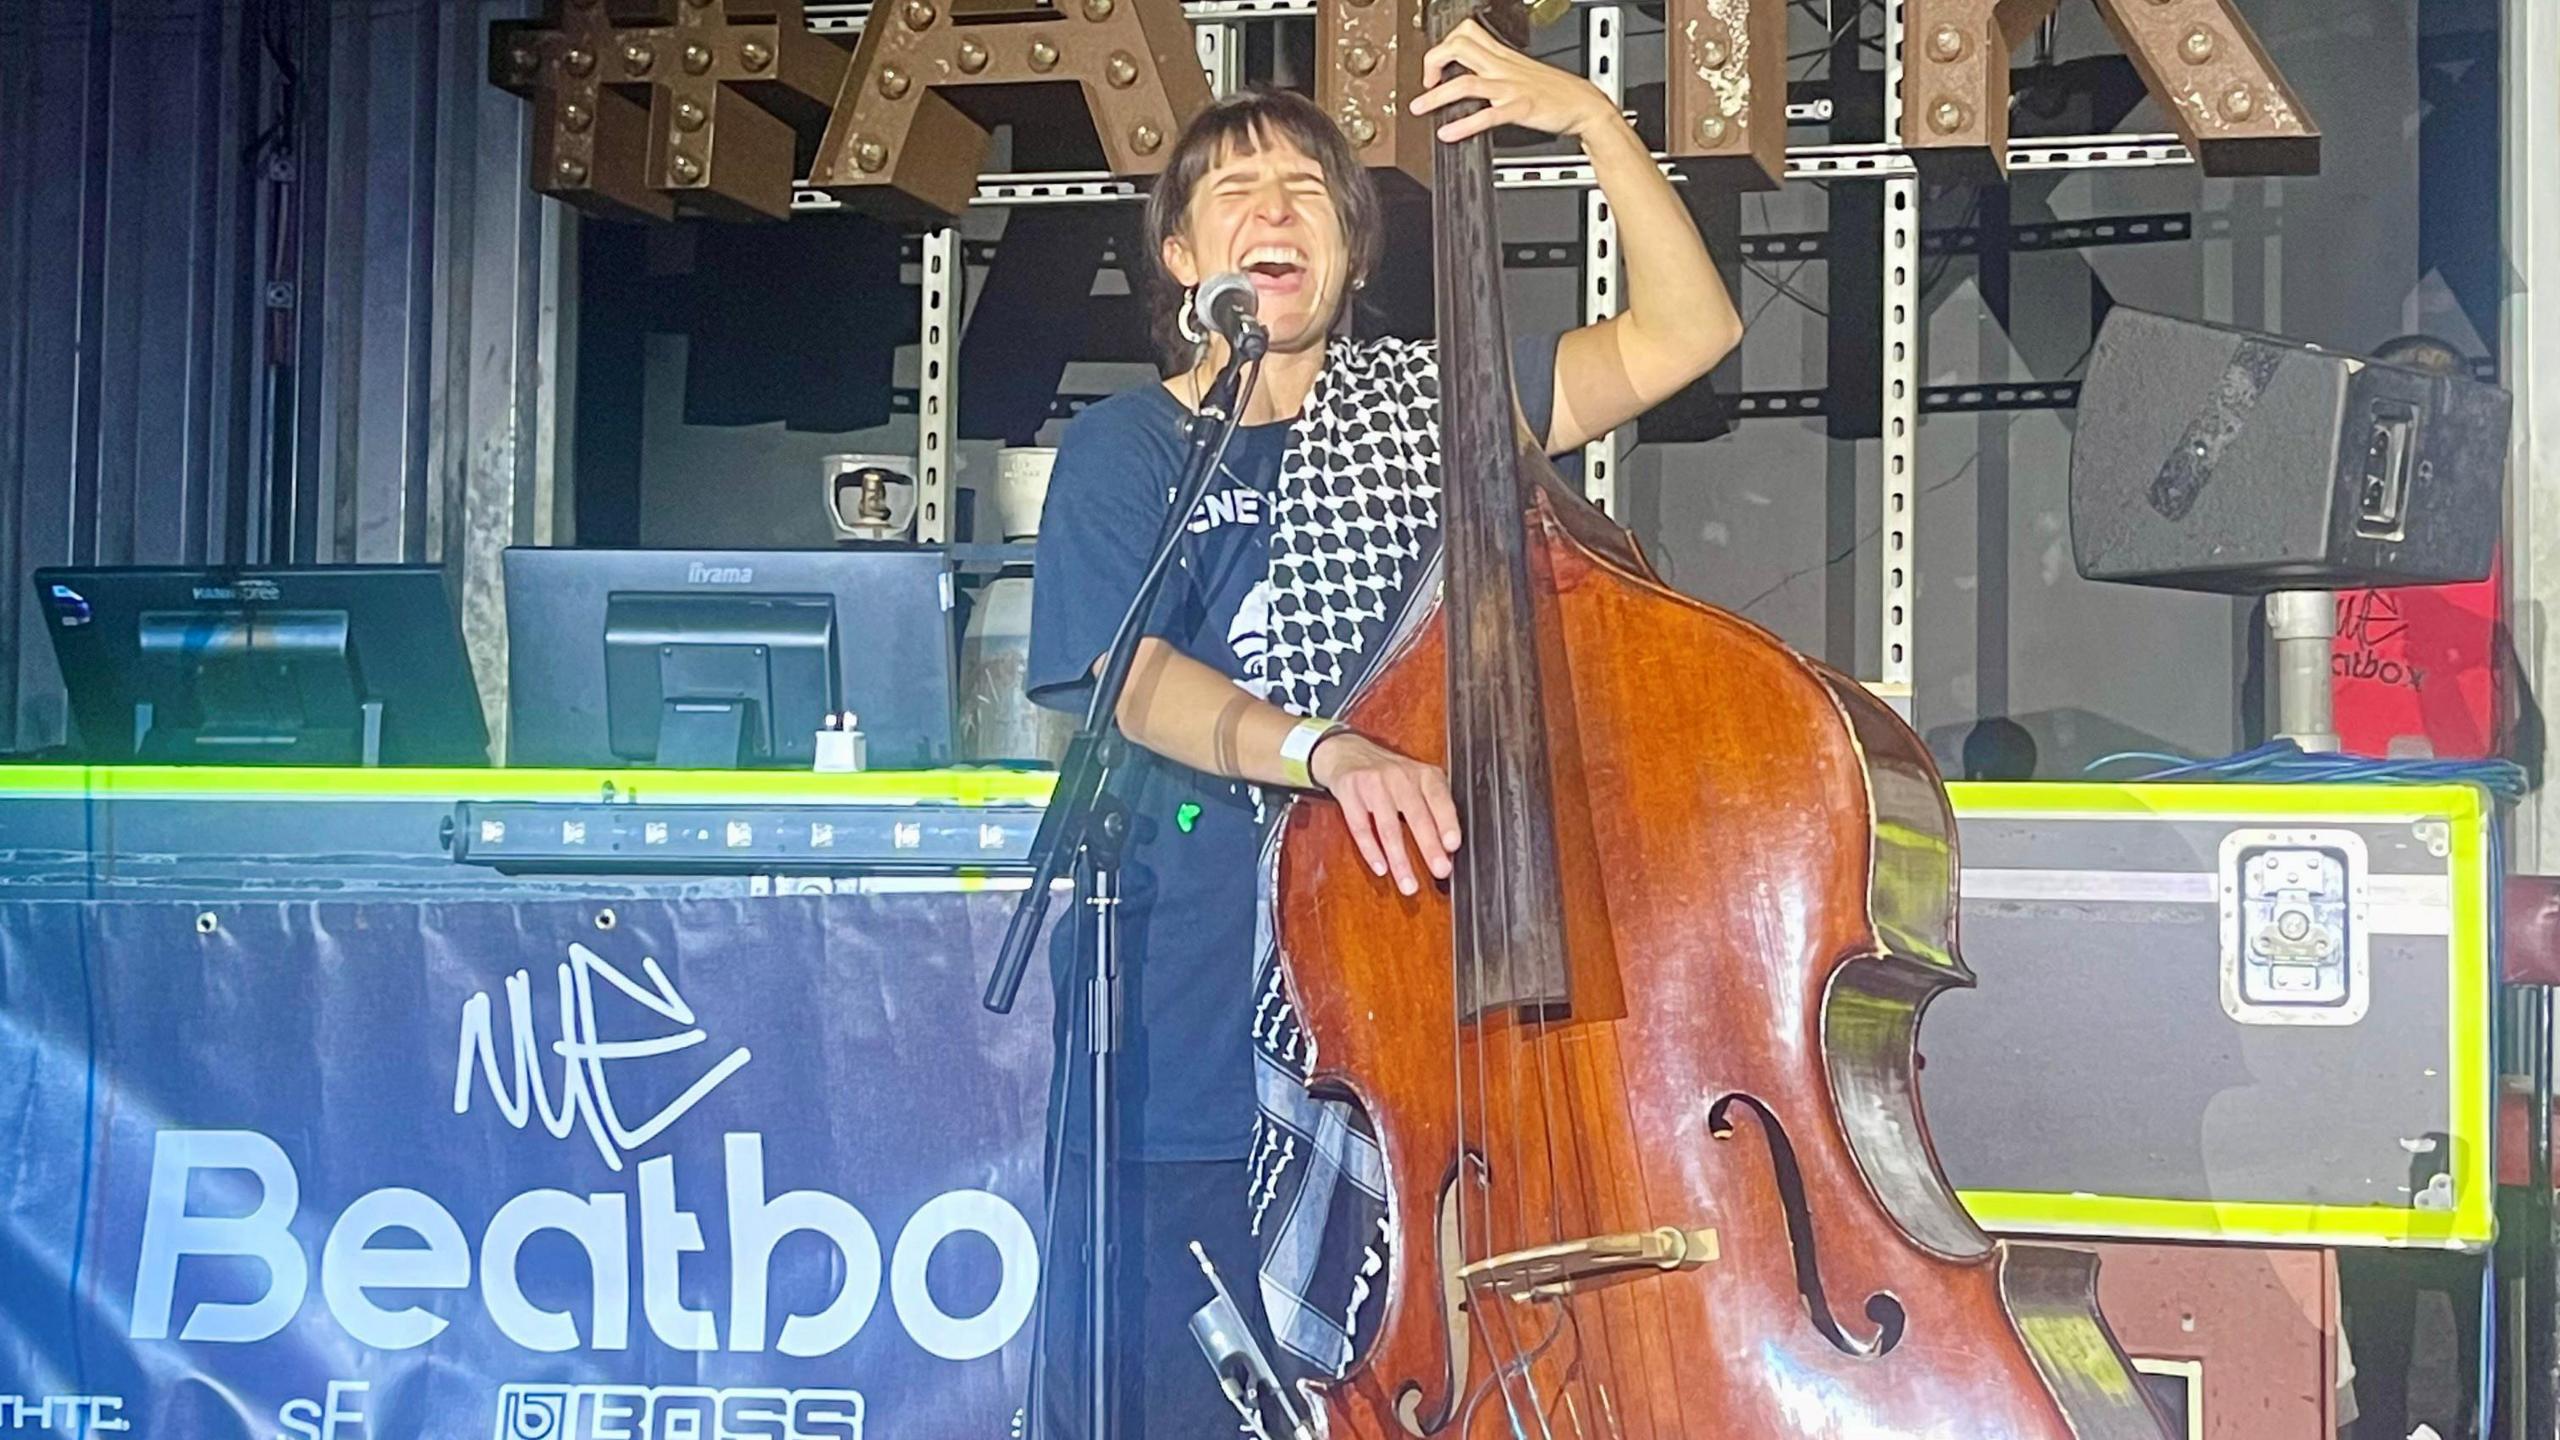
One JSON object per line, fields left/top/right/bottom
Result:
{"left": 0, "top": 893, "right": 1053, "bottom": 1440}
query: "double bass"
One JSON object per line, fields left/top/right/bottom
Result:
{"left": 1269, "top": 2, "right": 2181, "bottom": 1436}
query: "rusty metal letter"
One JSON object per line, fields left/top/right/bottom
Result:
{"left": 1663, "top": 0, "right": 1786, "bottom": 187}
{"left": 494, "top": 1, "right": 672, "bottom": 221}
{"left": 811, "top": 0, "right": 1212, "bottom": 221}
{"left": 494, "top": 0, "right": 848, "bottom": 222}
{"left": 1319, "top": 0, "right": 1432, "bottom": 187}
{"left": 2090, "top": 0, "right": 2316, "bottom": 174}
{"left": 1897, "top": 0, "right": 2057, "bottom": 175}
{"left": 1901, "top": 0, "right": 2316, "bottom": 177}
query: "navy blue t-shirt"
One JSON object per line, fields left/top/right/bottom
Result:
{"left": 1027, "top": 335, "right": 1563, "bottom": 1160}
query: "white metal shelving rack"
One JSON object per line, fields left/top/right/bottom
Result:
{"left": 792, "top": 0, "right": 2195, "bottom": 705}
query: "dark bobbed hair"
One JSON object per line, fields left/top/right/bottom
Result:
{"left": 1143, "top": 86, "right": 1383, "bottom": 372}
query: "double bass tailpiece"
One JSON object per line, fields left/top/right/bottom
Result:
{"left": 1457, "top": 1226, "right": 1723, "bottom": 1303}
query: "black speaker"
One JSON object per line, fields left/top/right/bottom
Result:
{"left": 2069, "top": 308, "right": 2510, "bottom": 593}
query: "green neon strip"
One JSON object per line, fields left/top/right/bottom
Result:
{"left": 0, "top": 767, "right": 91, "bottom": 797}
{"left": 12, "top": 771, "right": 2473, "bottom": 818}
{"left": 1, "top": 766, "right": 2494, "bottom": 1237}
{"left": 0, "top": 764, "right": 1061, "bottom": 807}
{"left": 2444, "top": 782, "right": 2497, "bottom": 1244}
{"left": 1945, "top": 778, "right": 2488, "bottom": 821}
{"left": 1950, "top": 780, "right": 2497, "bottom": 1248}
{"left": 1959, "top": 1188, "right": 2490, "bottom": 1249}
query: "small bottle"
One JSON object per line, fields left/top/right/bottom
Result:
{"left": 814, "top": 712, "right": 868, "bottom": 773}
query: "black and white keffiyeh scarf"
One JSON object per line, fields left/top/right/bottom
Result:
{"left": 1246, "top": 334, "right": 1449, "bottom": 1381}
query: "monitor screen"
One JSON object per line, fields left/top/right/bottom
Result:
{"left": 31, "top": 565, "right": 490, "bottom": 766}
{"left": 504, "top": 548, "right": 956, "bottom": 771}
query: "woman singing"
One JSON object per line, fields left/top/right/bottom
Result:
{"left": 1025, "top": 23, "right": 1741, "bottom": 1434}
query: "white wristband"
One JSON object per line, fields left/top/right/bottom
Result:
{"left": 1279, "top": 717, "right": 1345, "bottom": 790}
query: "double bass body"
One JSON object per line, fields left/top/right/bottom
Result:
{"left": 1269, "top": 2, "right": 2170, "bottom": 1424}
{"left": 1276, "top": 483, "right": 2174, "bottom": 1438}
{"left": 1268, "top": 13, "right": 2175, "bottom": 1417}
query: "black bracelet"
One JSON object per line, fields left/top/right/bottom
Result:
{"left": 1304, "top": 724, "right": 1358, "bottom": 790}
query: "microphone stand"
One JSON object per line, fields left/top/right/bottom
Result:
{"left": 986, "top": 321, "right": 1266, "bottom": 1440}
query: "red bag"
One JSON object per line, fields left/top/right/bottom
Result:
{"left": 2331, "top": 557, "right": 2508, "bottom": 760}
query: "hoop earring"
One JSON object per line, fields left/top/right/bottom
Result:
{"left": 1177, "top": 287, "right": 1208, "bottom": 346}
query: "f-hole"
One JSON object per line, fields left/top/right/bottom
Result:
{"left": 1710, "top": 1093, "right": 1908, "bottom": 1357}
{"left": 1396, "top": 1156, "right": 1481, "bottom": 1436}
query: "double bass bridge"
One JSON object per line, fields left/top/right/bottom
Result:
{"left": 1457, "top": 1225, "right": 1721, "bottom": 1302}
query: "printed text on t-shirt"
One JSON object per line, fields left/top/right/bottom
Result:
{"left": 1186, "top": 486, "right": 1267, "bottom": 534}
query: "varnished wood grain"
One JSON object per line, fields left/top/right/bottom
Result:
{"left": 1275, "top": 487, "right": 2177, "bottom": 1436}
{"left": 1268, "top": 11, "right": 2175, "bottom": 1424}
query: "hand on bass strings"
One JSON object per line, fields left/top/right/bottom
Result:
{"left": 1409, "top": 18, "right": 1620, "bottom": 145}
{"left": 1106, "top": 641, "right": 1461, "bottom": 895}
{"left": 1309, "top": 732, "right": 1462, "bottom": 897}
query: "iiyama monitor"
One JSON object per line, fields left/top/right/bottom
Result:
{"left": 502, "top": 547, "right": 956, "bottom": 770}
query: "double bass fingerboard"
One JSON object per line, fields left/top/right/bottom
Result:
{"left": 1429, "top": 0, "right": 1574, "bottom": 1023}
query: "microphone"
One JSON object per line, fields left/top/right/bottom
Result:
{"left": 1191, "top": 272, "right": 1268, "bottom": 358}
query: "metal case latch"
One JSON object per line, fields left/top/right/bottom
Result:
{"left": 2219, "top": 827, "right": 2370, "bottom": 1026}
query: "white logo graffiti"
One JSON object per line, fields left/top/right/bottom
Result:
{"left": 1227, "top": 579, "right": 1275, "bottom": 700}
{"left": 453, "top": 943, "right": 751, "bottom": 1172}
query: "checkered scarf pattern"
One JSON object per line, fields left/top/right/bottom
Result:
{"left": 1249, "top": 335, "right": 1445, "bottom": 1380}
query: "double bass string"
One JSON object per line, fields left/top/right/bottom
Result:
{"left": 1443, "top": 308, "right": 1546, "bottom": 1440}
{"left": 1500, "top": 707, "right": 1574, "bottom": 1440}
{"left": 1423, "top": 18, "right": 1600, "bottom": 1431}
{"left": 1476, "top": 524, "right": 1566, "bottom": 1440}
{"left": 1525, "top": 689, "right": 1632, "bottom": 1438}
{"left": 1471, "top": 546, "right": 1544, "bottom": 1440}
{"left": 1522, "top": 918, "right": 1598, "bottom": 1436}
{"left": 1444, "top": 440, "right": 1513, "bottom": 1438}
{"left": 1453, "top": 642, "right": 1491, "bottom": 1428}
{"left": 1513, "top": 650, "right": 1606, "bottom": 1440}
{"left": 1494, "top": 743, "right": 1561, "bottom": 1440}
{"left": 1451, "top": 694, "right": 1542, "bottom": 1440}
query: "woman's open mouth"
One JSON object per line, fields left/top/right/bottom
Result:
{"left": 1240, "top": 244, "right": 1309, "bottom": 299}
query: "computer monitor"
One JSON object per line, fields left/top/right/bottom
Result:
{"left": 32, "top": 565, "right": 490, "bottom": 766}
{"left": 502, "top": 547, "right": 956, "bottom": 770}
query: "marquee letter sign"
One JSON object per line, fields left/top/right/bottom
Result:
{"left": 810, "top": 0, "right": 1213, "bottom": 221}
{"left": 493, "top": 0, "right": 849, "bottom": 222}
{"left": 1664, "top": 0, "right": 1788, "bottom": 186}
{"left": 1901, "top": 0, "right": 2316, "bottom": 176}
{"left": 1318, "top": 0, "right": 1432, "bottom": 187}
{"left": 491, "top": 0, "right": 2318, "bottom": 219}
{"left": 1318, "top": 0, "right": 1785, "bottom": 189}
